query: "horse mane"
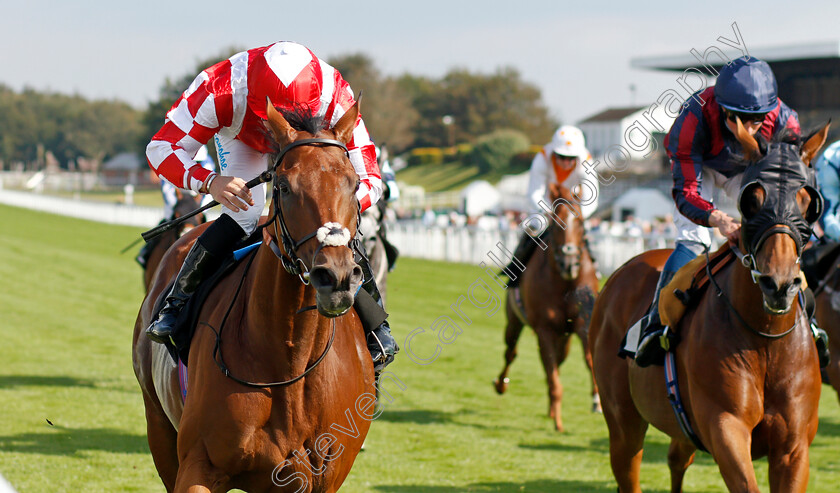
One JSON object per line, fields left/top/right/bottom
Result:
{"left": 729, "top": 127, "right": 804, "bottom": 166}
{"left": 263, "top": 102, "right": 328, "bottom": 154}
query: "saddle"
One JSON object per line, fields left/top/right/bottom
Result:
{"left": 658, "top": 243, "right": 736, "bottom": 328}
{"left": 152, "top": 233, "right": 263, "bottom": 365}
{"left": 658, "top": 243, "right": 812, "bottom": 328}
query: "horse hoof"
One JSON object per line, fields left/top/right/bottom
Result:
{"left": 493, "top": 377, "right": 509, "bottom": 394}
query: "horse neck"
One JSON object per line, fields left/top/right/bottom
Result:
{"left": 239, "top": 245, "right": 334, "bottom": 372}
{"left": 724, "top": 261, "right": 799, "bottom": 335}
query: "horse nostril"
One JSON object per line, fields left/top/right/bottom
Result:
{"left": 757, "top": 275, "right": 778, "bottom": 295}
{"left": 309, "top": 267, "right": 337, "bottom": 291}
{"left": 351, "top": 265, "right": 363, "bottom": 285}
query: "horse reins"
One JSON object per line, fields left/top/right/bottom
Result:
{"left": 705, "top": 245, "right": 800, "bottom": 340}
{"left": 211, "top": 137, "right": 355, "bottom": 389}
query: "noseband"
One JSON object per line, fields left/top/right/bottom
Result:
{"left": 264, "top": 138, "right": 359, "bottom": 284}
{"left": 211, "top": 137, "right": 356, "bottom": 389}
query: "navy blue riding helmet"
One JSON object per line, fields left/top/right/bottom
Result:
{"left": 715, "top": 56, "right": 778, "bottom": 114}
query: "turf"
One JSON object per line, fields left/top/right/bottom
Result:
{"left": 1, "top": 203, "right": 840, "bottom": 492}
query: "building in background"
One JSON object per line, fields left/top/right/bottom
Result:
{"left": 632, "top": 40, "right": 840, "bottom": 140}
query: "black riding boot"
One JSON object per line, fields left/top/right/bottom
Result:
{"left": 505, "top": 231, "right": 542, "bottom": 287}
{"left": 803, "top": 287, "right": 831, "bottom": 368}
{"left": 634, "top": 270, "right": 677, "bottom": 367}
{"left": 146, "top": 214, "right": 245, "bottom": 344}
{"left": 354, "top": 245, "right": 399, "bottom": 372}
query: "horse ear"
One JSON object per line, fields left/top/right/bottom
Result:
{"left": 333, "top": 96, "right": 361, "bottom": 145}
{"left": 264, "top": 97, "right": 296, "bottom": 146}
{"left": 732, "top": 116, "right": 760, "bottom": 160}
{"left": 800, "top": 121, "right": 831, "bottom": 166}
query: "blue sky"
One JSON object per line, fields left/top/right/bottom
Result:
{"left": 2, "top": 0, "right": 838, "bottom": 124}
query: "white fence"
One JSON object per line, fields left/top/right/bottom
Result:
{"left": 387, "top": 222, "right": 675, "bottom": 275}
{"left": 0, "top": 189, "right": 162, "bottom": 227}
{"left": 0, "top": 189, "right": 675, "bottom": 276}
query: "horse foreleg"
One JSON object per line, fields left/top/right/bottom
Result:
{"left": 494, "top": 298, "right": 525, "bottom": 395}
{"left": 575, "top": 319, "right": 602, "bottom": 414}
{"left": 603, "top": 406, "right": 647, "bottom": 493}
{"left": 705, "top": 417, "right": 760, "bottom": 493}
{"left": 537, "top": 329, "right": 569, "bottom": 432}
{"left": 174, "top": 446, "right": 228, "bottom": 493}
{"left": 666, "top": 438, "right": 695, "bottom": 493}
{"left": 767, "top": 441, "right": 811, "bottom": 493}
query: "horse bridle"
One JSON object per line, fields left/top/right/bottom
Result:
{"left": 212, "top": 137, "right": 360, "bottom": 389}
{"left": 264, "top": 138, "right": 360, "bottom": 284}
{"left": 549, "top": 217, "right": 583, "bottom": 280}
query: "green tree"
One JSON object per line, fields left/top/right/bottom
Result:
{"left": 139, "top": 47, "right": 243, "bottom": 157}
{"left": 467, "top": 129, "right": 530, "bottom": 173}
{"left": 0, "top": 85, "right": 142, "bottom": 169}
{"left": 328, "top": 53, "right": 418, "bottom": 153}
{"left": 398, "top": 67, "right": 558, "bottom": 148}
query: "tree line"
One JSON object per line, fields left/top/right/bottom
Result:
{"left": 0, "top": 49, "right": 559, "bottom": 171}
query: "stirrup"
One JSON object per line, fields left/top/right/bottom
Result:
{"left": 811, "top": 321, "right": 830, "bottom": 368}
{"left": 367, "top": 325, "right": 399, "bottom": 372}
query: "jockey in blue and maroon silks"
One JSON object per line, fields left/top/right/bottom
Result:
{"left": 633, "top": 56, "right": 820, "bottom": 367}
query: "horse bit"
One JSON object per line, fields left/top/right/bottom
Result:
{"left": 212, "top": 137, "right": 361, "bottom": 389}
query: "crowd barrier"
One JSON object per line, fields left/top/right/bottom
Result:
{"left": 387, "top": 222, "right": 674, "bottom": 276}
{"left": 0, "top": 190, "right": 676, "bottom": 276}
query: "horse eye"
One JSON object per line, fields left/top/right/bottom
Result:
{"left": 278, "top": 182, "right": 290, "bottom": 195}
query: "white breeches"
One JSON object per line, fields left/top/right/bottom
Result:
{"left": 213, "top": 134, "right": 269, "bottom": 235}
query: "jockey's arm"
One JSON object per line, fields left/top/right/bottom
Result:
{"left": 526, "top": 151, "right": 550, "bottom": 211}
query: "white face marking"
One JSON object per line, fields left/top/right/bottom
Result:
{"left": 316, "top": 222, "right": 351, "bottom": 247}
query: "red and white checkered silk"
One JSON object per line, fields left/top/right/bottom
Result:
{"left": 146, "top": 41, "right": 381, "bottom": 211}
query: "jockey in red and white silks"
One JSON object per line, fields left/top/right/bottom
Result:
{"left": 146, "top": 41, "right": 381, "bottom": 235}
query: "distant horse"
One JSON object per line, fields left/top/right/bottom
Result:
{"left": 133, "top": 101, "right": 374, "bottom": 492}
{"left": 494, "top": 182, "right": 600, "bottom": 431}
{"left": 590, "top": 122, "right": 829, "bottom": 493}
{"left": 813, "top": 258, "right": 840, "bottom": 403}
{"left": 359, "top": 202, "right": 390, "bottom": 305}
{"left": 143, "top": 192, "right": 205, "bottom": 290}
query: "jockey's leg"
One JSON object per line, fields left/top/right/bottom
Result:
{"left": 147, "top": 135, "right": 266, "bottom": 345}
{"left": 802, "top": 285, "right": 831, "bottom": 368}
{"left": 353, "top": 239, "right": 399, "bottom": 372}
{"left": 146, "top": 214, "right": 246, "bottom": 344}
{"left": 634, "top": 241, "right": 704, "bottom": 367}
{"left": 505, "top": 230, "right": 547, "bottom": 287}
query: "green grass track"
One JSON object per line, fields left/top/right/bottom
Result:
{"left": 1, "top": 203, "right": 840, "bottom": 492}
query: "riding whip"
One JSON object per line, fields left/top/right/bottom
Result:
{"left": 124, "top": 171, "right": 273, "bottom": 251}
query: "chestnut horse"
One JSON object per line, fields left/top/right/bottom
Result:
{"left": 590, "top": 123, "right": 829, "bottom": 493}
{"left": 133, "top": 101, "right": 375, "bottom": 492}
{"left": 494, "top": 182, "right": 600, "bottom": 431}
{"left": 143, "top": 192, "right": 205, "bottom": 290}
{"left": 814, "top": 259, "right": 840, "bottom": 403}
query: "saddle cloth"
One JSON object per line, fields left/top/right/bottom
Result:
{"left": 620, "top": 244, "right": 735, "bottom": 357}
{"left": 658, "top": 243, "right": 736, "bottom": 328}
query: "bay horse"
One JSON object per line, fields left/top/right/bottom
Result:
{"left": 132, "top": 100, "right": 375, "bottom": 492}
{"left": 143, "top": 192, "right": 206, "bottom": 290}
{"left": 494, "top": 182, "right": 600, "bottom": 431}
{"left": 813, "top": 258, "right": 840, "bottom": 403}
{"left": 590, "top": 122, "right": 830, "bottom": 493}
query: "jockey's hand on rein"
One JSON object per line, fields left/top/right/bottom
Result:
{"left": 207, "top": 176, "right": 254, "bottom": 212}
{"left": 709, "top": 209, "right": 741, "bottom": 245}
